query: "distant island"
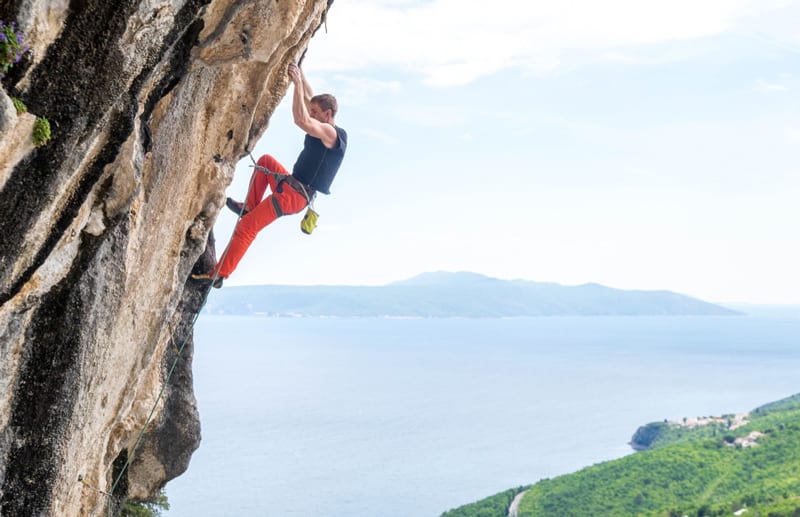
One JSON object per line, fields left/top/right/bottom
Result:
{"left": 203, "top": 271, "right": 739, "bottom": 317}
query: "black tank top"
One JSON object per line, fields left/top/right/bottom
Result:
{"left": 292, "top": 126, "right": 347, "bottom": 195}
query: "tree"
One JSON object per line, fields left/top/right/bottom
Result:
{"left": 120, "top": 491, "right": 169, "bottom": 517}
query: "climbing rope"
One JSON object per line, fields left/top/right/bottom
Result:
{"left": 86, "top": 146, "right": 315, "bottom": 516}
{"left": 75, "top": 153, "right": 257, "bottom": 516}
{"left": 82, "top": 38, "right": 328, "bottom": 513}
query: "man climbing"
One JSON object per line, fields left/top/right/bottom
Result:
{"left": 192, "top": 63, "right": 347, "bottom": 288}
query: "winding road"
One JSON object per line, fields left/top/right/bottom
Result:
{"left": 508, "top": 490, "right": 528, "bottom": 517}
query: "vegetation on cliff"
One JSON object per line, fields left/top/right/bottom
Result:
{"left": 0, "top": 19, "right": 27, "bottom": 78}
{"left": 630, "top": 394, "right": 800, "bottom": 451}
{"left": 630, "top": 418, "right": 734, "bottom": 451}
{"left": 121, "top": 490, "right": 169, "bottom": 517}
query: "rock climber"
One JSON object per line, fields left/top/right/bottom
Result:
{"left": 192, "top": 63, "right": 347, "bottom": 288}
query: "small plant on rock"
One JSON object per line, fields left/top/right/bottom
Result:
{"left": 11, "top": 96, "right": 26, "bottom": 113}
{"left": 33, "top": 116, "right": 50, "bottom": 146}
{"left": 1, "top": 20, "right": 29, "bottom": 79}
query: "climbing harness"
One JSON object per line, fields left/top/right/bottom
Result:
{"left": 247, "top": 152, "right": 319, "bottom": 235}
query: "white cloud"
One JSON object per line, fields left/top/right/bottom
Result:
{"left": 306, "top": 0, "right": 800, "bottom": 86}
{"left": 359, "top": 127, "right": 401, "bottom": 145}
{"left": 390, "top": 103, "right": 468, "bottom": 128}
{"left": 327, "top": 74, "right": 402, "bottom": 105}
{"left": 755, "top": 78, "right": 788, "bottom": 92}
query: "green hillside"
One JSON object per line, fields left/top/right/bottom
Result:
{"left": 442, "top": 393, "right": 800, "bottom": 517}
{"left": 440, "top": 487, "right": 530, "bottom": 517}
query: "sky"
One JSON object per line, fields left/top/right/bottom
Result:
{"left": 214, "top": 0, "right": 800, "bottom": 304}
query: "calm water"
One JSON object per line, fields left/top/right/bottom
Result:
{"left": 165, "top": 313, "right": 800, "bottom": 516}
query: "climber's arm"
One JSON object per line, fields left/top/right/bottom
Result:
{"left": 289, "top": 64, "right": 338, "bottom": 148}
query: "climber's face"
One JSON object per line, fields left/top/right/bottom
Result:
{"left": 309, "top": 102, "right": 332, "bottom": 124}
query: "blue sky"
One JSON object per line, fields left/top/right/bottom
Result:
{"left": 214, "top": 0, "right": 800, "bottom": 304}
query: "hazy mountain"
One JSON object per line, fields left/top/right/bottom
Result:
{"left": 202, "top": 271, "right": 739, "bottom": 317}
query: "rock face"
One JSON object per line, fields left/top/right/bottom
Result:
{"left": 0, "top": 1, "right": 331, "bottom": 514}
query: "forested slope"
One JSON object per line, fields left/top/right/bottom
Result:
{"left": 442, "top": 394, "right": 800, "bottom": 517}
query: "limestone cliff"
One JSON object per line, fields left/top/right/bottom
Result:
{"left": 0, "top": 1, "right": 332, "bottom": 514}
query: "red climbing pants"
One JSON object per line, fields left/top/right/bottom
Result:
{"left": 214, "top": 154, "right": 308, "bottom": 278}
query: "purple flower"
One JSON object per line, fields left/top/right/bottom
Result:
{"left": 1, "top": 18, "right": 30, "bottom": 73}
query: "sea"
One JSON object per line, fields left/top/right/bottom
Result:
{"left": 165, "top": 310, "right": 800, "bottom": 516}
